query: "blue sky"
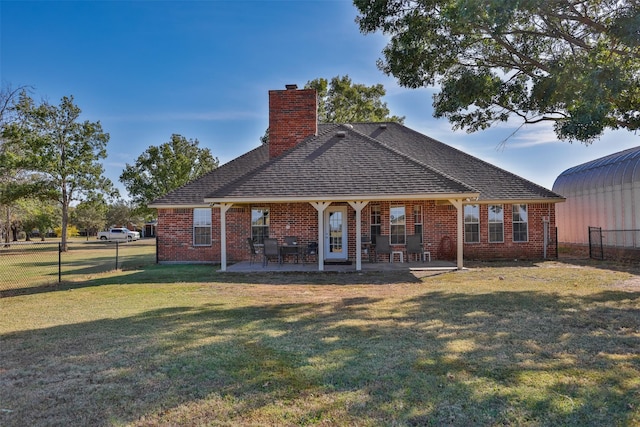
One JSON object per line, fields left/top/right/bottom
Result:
{"left": 2, "top": 0, "right": 638, "bottom": 198}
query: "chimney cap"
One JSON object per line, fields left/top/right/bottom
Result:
{"left": 285, "top": 84, "right": 298, "bottom": 90}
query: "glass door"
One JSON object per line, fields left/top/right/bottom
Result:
{"left": 324, "top": 206, "right": 347, "bottom": 260}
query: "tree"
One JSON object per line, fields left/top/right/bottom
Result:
{"left": 104, "top": 199, "right": 144, "bottom": 229}
{"left": 19, "top": 198, "right": 58, "bottom": 241}
{"left": 354, "top": 0, "right": 640, "bottom": 143}
{"left": 120, "top": 134, "right": 219, "bottom": 216}
{"left": 306, "top": 75, "right": 405, "bottom": 124}
{"left": 3, "top": 94, "right": 117, "bottom": 250}
{"left": 0, "top": 85, "right": 31, "bottom": 245}
{"left": 71, "top": 199, "right": 107, "bottom": 237}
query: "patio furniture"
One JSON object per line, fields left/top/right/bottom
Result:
{"left": 361, "top": 236, "right": 374, "bottom": 263}
{"left": 263, "top": 238, "right": 280, "bottom": 267}
{"left": 305, "top": 241, "right": 318, "bottom": 264}
{"left": 374, "top": 235, "right": 392, "bottom": 262}
{"left": 281, "top": 236, "right": 302, "bottom": 263}
{"left": 406, "top": 234, "right": 424, "bottom": 262}
{"left": 246, "top": 237, "right": 258, "bottom": 265}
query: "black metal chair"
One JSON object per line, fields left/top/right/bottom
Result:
{"left": 305, "top": 241, "right": 318, "bottom": 265}
{"left": 262, "top": 238, "right": 280, "bottom": 267}
{"left": 246, "top": 237, "right": 258, "bottom": 265}
{"left": 375, "top": 235, "right": 392, "bottom": 262}
{"left": 406, "top": 234, "right": 423, "bottom": 262}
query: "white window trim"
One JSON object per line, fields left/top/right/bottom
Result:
{"left": 390, "top": 205, "right": 406, "bottom": 245}
{"left": 251, "top": 207, "right": 270, "bottom": 245}
{"left": 464, "top": 204, "right": 480, "bottom": 244}
{"left": 488, "top": 204, "right": 504, "bottom": 243}
{"left": 193, "top": 208, "right": 212, "bottom": 247}
{"left": 512, "top": 204, "right": 529, "bottom": 243}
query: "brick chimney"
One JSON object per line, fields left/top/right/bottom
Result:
{"left": 268, "top": 84, "right": 317, "bottom": 158}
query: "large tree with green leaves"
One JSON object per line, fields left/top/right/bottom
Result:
{"left": 3, "top": 94, "right": 116, "bottom": 250}
{"left": 354, "top": 0, "right": 640, "bottom": 143}
{"left": 306, "top": 75, "right": 405, "bottom": 124}
{"left": 120, "top": 134, "right": 219, "bottom": 216}
{"left": 261, "top": 75, "right": 404, "bottom": 144}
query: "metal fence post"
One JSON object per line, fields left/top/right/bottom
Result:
{"left": 115, "top": 240, "right": 119, "bottom": 270}
{"left": 58, "top": 242, "right": 62, "bottom": 283}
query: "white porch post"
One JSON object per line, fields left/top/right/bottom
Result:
{"left": 310, "top": 201, "right": 331, "bottom": 271}
{"left": 219, "top": 203, "right": 233, "bottom": 272}
{"left": 449, "top": 199, "right": 464, "bottom": 270}
{"left": 348, "top": 201, "right": 369, "bottom": 271}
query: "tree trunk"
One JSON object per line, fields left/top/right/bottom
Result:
{"left": 61, "top": 201, "right": 68, "bottom": 252}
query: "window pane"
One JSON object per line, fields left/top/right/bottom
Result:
{"left": 251, "top": 208, "right": 269, "bottom": 244}
{"left": 370, "top": 205, "right": 381, "bottom": 243}
{"left": 194, "top": 226, "right": 211, "bottom": 246}
{"left": 488, "top": 205, "right": 503, "bottom": 243}
{"left": 512, "top": 204, "right": 528, "bottom": 242}
{"left": 464, "top": 204, "right": 479, "bottom": 243}
{"left": 193, "top": 208, "right": 212, "bottom": 246}
{"left": 390, "top": 206, "right": 405, "bottom": 244}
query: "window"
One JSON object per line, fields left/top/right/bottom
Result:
{"left": 251, "top": 207, "right": 269, "bottom": 244}
{"left": 193, "top": 208, "right": 212, "bottom": 246}
{"left": 488, "top": 204, "right": 504, "bottom": 243}
{"left": 464, "top": 204, "right": 480, "bottom": 243}
{"left": 370, "top": 204, "right": 381, "bottom": 243}
{"left": 413, "top": 205, "right": 423, "bottom": 242}
{"left": 512, "top": 204, "right": 528, "bottom": 242}
{"left": 390, "top": 205, "right": 406, "bottom": 244}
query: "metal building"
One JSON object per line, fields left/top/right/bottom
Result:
{"left": 552, "top": 146, "right": 640, "bottom": 246}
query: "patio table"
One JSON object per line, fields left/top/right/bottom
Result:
{"left": 280, "top": 243, "right": 303, "bottom": 264}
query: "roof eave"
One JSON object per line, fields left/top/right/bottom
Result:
{"left": 203, "top": 192, "right": 481, "bottom": 204}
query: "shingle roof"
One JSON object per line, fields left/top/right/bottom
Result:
{"left": 149, "top": 122, "right": 563, "bottom": 207}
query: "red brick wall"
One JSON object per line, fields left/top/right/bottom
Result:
{"left": 462, "top": 203, "right": 557, "bottom": 260}
{"left": 156, "top": 201, "right": 558, "bottom": 264}
{"left": 268, "top": 87, "right": 317, "bottom": 158}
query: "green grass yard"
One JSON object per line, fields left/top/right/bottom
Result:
{"left": 1, "top": 257, "right": 639, "bottom": 426}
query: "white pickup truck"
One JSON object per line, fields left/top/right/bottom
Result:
{"left": 97, "top": 228, "right": 140, "bottom": 241}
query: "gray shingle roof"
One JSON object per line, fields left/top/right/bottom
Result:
{"left": 149, "top": 122, "right": 563, "bottom": 207}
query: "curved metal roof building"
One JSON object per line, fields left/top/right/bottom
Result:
{"left": 552, "top": 146, "right": 640, "bottom": 245}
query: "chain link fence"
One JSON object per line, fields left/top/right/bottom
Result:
{"left": 589, "top": 226, "right": 640, "bottom": 260}
{"left": 0, "top": 239, "right": 156, "bottom": 294}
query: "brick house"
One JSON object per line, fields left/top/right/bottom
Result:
{"left": 149, "top": 85, "right": 564, "bottom": 271}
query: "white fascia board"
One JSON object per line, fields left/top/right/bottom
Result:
{"left": 476, "top": 197, "right": 566, "bottom": 205}
{"left": 204, "top": 192, "right": 481, "bottom": 204}
{"left": 147, "top": 203, "right": 211, "bottom": 209}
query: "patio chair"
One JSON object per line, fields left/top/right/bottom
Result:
{"left": 305, "top": 241, "right": 318, "bottom": 265}
{"left": 406, "top": 234, "right": 423, "bottom": 262}
{"left": 374, "top": 235, "right": 392, "bottom": 262}
{"left": 262, "top": 238, "right": 280, "bottom": 267}
{"left": 246, "top": 237, "right": 258, "bottom": 265}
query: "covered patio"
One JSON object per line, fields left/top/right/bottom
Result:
{"left": 225, "top": 258, "right": 457, "bottom": 273}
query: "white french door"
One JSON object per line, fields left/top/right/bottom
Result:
{"left": 324, "top": 206, "right": 347, "bottom": 260}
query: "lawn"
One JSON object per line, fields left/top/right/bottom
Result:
{"left": 1, "top": 259, "right": 639, "bottom": 426}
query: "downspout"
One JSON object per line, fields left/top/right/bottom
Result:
{"left": 543, "top": 215, "right": 549, "bottom": 259}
